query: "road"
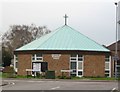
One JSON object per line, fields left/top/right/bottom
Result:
{"left": 1, "top": 79, "right": 119, "bottom": 91}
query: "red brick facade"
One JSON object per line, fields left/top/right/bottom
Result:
{"left": 43, "top": 54, "right": 70, "bottom": 77}
{"left": 17, "top": 54, "right": 32, "bottom": 76}
{"left": 84, "top": 55, "right": 105, "bottom": 77}
{"left": 16, "top": 51, "right": 113, "bottom": 77}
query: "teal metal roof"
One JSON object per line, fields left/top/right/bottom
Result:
{"left": 16, "top": 25, "right": 110, "bottom": 52}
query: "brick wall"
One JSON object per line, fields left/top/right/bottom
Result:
{"left": 17, "top": 54, "right": 32, "bottom": 76}
{"left": 84, "top": 55, "right": 105, "bottom": 77}
{"left": 43, "top": 54, "right": 70, "bottom": 77}
{"left": 17, "top": 52, "right": 113, "bottom": 77}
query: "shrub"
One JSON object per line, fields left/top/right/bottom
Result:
{"left": 2, "top": 66, "right": 14, "bottom": 73}
{"left": 45, "top": 71, "right": 55, "bottom": 79}
{"left": 2, "top": 66, "right": 16, "bottom": 78}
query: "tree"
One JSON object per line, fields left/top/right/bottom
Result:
{"left": 2, "top": 24, "right": 51, "bottom": 67}
{"left": 2, "top": 47, "right": 11, "bottom": 67}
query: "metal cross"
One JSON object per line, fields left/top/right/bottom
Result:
{"left": 63, "top": 14, "right": 68, "bottom": 25}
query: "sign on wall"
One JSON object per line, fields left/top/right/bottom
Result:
{"left": 52, "top": 54, "right": 61, "bottom": 59}
{"left": 32, "top": 63, "right": 41, "bottom": 71}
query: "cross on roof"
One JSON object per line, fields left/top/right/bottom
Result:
{"left": 63, "top": 14, "right": 68, "bottom": 25}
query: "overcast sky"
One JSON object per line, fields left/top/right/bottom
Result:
{"left": 1, "top": 0, "right": 120, "bottom": 46}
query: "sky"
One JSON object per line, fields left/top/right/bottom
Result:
{"left": 0, "top": 0, "right": 120, "bottom": 46}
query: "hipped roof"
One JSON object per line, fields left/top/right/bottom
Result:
{"left": 16, "top": 25, "right": 110, "bottom": 52}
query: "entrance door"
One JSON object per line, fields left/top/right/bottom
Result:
{"left": 70, "top": 54, "right": 84, "bottom": 77}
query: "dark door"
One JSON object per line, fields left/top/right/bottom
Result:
{"left": 41, "top": 62, "right": 48, "bottom": 72}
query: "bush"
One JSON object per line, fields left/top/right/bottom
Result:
{"left": 45, "top": 70, "right": 55, "bottom": 79}
{"left": 57, "top": 76, "right": 71, "bottom": 79}
{"left": 2, "top": 66, "right": 16, "bottom": 78}
{"left": 3, "top": 66, "right": 14, "bottom": 73}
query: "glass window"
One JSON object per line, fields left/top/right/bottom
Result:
{"left": 78, "top": 54, "right": 83, "bottom": 61}
{"left": 71, "top": 54, "right": 77, "bottom": 57}
{"left": 78, "top": 58, "right": 83, "bottom": 61}
{"left": 70, "top": 54, "right": 84, "bottom": 77}
{"left": 15, "top": 55, "right": 18, "bottom": 61}
{"left": 32, "top": 54, "right": 35, "bottom": 60}
{"left": 78, "top": 71, "right": 82, "bottom": 75}
{"left": 105, "top": 58, "right": 109, "bottom": 62}
{"left": 71, "top": 58, "right": 76, "bottom": 60}
{"left": 105, "top": 55, "right": 109, "bottom": 59}
{"left": 105, "top": 70, "right": 109, "bottom": 73}
{"left": 78, "top": 62, "right": 82, "bottom": 69}
{"left": 105, "top": 70, "right": 109, "bottom": 77}
{"left": 78, "top": 54, "right": 82, "bottom": 58}
{"left": 70, "top": 73, "right": 76, "bottom": 77}
{"left": 105, "top": 55, "right": 110, "bottom": 62}
{"left": 32, "top": 54, "right": 43, "bottom": 61}
{"left": 71, "top": 62, "right": 76, "bottom": 69}
{"left": 105, "top": 74, "right": 109, "bottom": 77}
{"left": 16, "top": 62, "right": 18, "bottom": 68}
{"left": 105, "top": 63, "right": 109, "bottom": 70}
{"left": 36, "top": 58, "right": 42, "bottom": 60}
{"left": 36, "top": 53, "right": 42, "bottom": 57}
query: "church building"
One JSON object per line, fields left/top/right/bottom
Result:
{"left": 14, "top": 15, "right": 113, "bottom": 77}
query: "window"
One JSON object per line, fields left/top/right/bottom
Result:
{"left": 105, "top": 55, "right": 110, "bottom": 62}
{"left": 70, "top": 54, "right": 84, "bottom": 77}
{"left": 78, "top": 62, "right": 82, "bottom": 69}
{"left": 71, "top": 62, "right": 76, "bottom": 69}
{"left": 71, "top": 54, "right": 77, "bottom": 57}
{"left": 15, "top": 55, "right": 18, "bottom": 60}
{"left": 105, "top": 63, "right": 109, "bottom": 70}
{"left": 16, "top": 62, "right": 18, "bottom": 68}
{"left": 36, "top": 53, "right": 42, "bottom": 57}
{"left": 105, "top": 55, "right": 111, "bottom": 77}
{"left": 78, "top": 71, "right": 82, "bottom": 76}
{"left": 14, "top": 55, "right": 18, "bottom": 68}
{"left": 32, "top": 54, "right": 43, "bottom": 62}
{"left": 78, "top": 54, "right": 83, "bottom": 61}
{"left": 71, "top": 58, "right": 76, "bottom": 61}
{"left": 14, "top": 55, "right": 18, "bottom": 72}
{"left": 32, "top": 55, "right": 35, "bottom": 60}
{"left": 105, "top": 70, "right": 109, "bottom": 77}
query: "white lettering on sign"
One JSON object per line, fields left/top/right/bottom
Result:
{"left": 52, "top": 54, "right": 61, "bottom": 59}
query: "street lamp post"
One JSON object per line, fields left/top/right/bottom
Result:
{"left": 114, "top": 2, "right": 118, "bottom": 78}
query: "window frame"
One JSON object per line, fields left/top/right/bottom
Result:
{"left": 105, "top": 55, "right": 111, "bottom": 77}
{"left": 32, "top": 54, "right": 43, "bottom": 62}
{"left": 70, "top": 54, "right": 84, "bottom": 77}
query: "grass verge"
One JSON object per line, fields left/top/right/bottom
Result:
{"left": 1, "top": 72, "right": 120, "bottom": 80}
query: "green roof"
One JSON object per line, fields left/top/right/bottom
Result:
{"left": 16, "top": 25, "right": 110, "bottom": 52}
